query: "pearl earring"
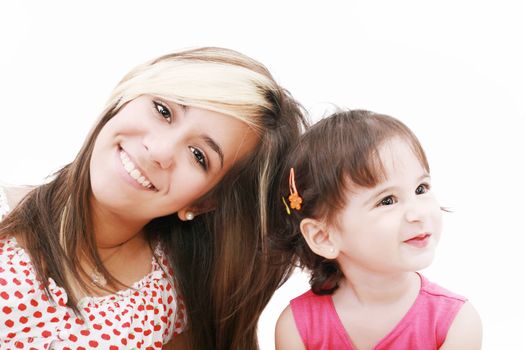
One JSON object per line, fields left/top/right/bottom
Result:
{"left": 329, "top": 247, "right": 335, "bottom": 253}
{"left": 185, "top": 211, "right": 195, "bottom": 221}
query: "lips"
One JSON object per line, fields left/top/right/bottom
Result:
{"left": 403, "top": 233, "right": 431, "bottom": 247}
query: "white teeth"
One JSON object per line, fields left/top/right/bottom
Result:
{"left": 119, "top": 150, "right": 153, "bottom": 189}
{"left": 124, "top": 162, "right": 134, "bottom": 172}
{"left": 130, "top": 169, "right": 141, "bottom": 180}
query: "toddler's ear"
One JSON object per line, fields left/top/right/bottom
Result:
{"left": 300, "top": 218, "right": 339, "bottom": 259}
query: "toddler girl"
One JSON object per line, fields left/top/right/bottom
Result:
{"left": 274, "top": 110, "right": 482, "bottom": 349}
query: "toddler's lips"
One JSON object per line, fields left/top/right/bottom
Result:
{"left": 403, "top": 233, "right": 431, "bottom": 247}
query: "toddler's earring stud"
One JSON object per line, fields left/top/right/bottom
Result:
{"left": 329, "top": 247, "right": 335, "bottom": 253}
{"left": 185, "top": 212, "right": 195, "bottom": 221}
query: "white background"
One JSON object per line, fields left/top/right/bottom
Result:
{"left": 1, "top": 1, "right": 524, "bottom": 348}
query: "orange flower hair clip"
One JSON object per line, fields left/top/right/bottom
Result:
{"left": 283, "top": 167, "right": 303, "bottom": 215}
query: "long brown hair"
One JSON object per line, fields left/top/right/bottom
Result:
{"left": 270, "top": 110, "right": 429, "bottom": 295}
{"left": 0, "top": 47, "right": 308, "bottom": 349}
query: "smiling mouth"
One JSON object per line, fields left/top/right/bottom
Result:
{"left": 119, "top": 149, "right": 156, "bottom": 190}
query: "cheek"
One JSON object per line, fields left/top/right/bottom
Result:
{"left": 89, "top": 140, "right": 108, "bottom": 188}
{"left": 342, "top": 219, "right": 387, "bottom": 251}
{"left": 433, "top": 208, "right": 443, "bottom": 235}
{"left": 424, "top": 198, "right": 444, "bottom": 243}
{"left": 422, "top": 195, "right": 443, "bottom": 229}
{"left": 166, "top": 168, "right": 218, "bottom": 209}
{"left": 366, "top": 211, "right": 399, "bottom": 238}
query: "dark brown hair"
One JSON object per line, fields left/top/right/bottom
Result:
{"left": 0, "top": 47, "right": 308, "bottom": 349}
{"left": 271, "top": 110, "right": 429, "bottom": 295}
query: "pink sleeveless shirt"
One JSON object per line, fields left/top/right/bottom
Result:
{"left": 290, "top": 274, "right": 466, "bottom": 350}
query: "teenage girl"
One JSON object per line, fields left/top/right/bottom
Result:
{"left": 0, "top": 47, "right": 306, "bottom": 349}
{"left": 273, "top": 110, "right": 482, "bottom": 349}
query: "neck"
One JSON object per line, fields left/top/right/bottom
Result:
{"left": 335, "top": 264, "right": 419, "bottom": 306}
{"left": 90, "top": 197, "right": 150, "bottom": 252}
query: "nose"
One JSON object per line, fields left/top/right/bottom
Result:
{"left": 142, "top": 133, "right": 177, "bottom": 169}
{"left": 404, "top": 200, "right": 427, "bottom": 223}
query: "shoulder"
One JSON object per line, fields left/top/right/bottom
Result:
{"left": 290, "top": 289, "right": 325, "bottom": 309}
{"left": 417, "top": 275, "right": 479, "bottom": 346}
{"left": 420, "top": 274, "right": 466, "bottom": 302}
{"left": 419, "top": 275, "right": 468, "bottom": 321}
{"left": 1, "top": 185, "right": 32, "bottom": 214}
{"left": 5, "top": 186, "right": 32, "bottom": 207}
{"left": 275, "top": 290, "right": 325, "bottom": 349}
{"left": 0, "top": 186, "right": 9, "bottom": 218}
{"left": 275, "top": 304, "right": 305, "bottom": 350}
{"left": 439, "top": 301, "right": 482, "bottom": 350}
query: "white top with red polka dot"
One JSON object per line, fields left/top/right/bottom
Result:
{"left": 0, "top": 187, "right": 187, "bottom": 349}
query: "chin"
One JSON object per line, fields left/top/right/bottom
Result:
{"left": 406, "top": 250, "right": 436, "bottom": 271}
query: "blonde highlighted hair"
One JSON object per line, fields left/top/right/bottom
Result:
{"left": 1, "top": 47, "right": 308, "bottom": 349}
{"left": 111, "top": 48, "right": 276, "bottom": 131}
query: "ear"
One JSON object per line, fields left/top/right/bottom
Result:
{"left": 177, "top": 199, "right": 216, "bottom": 221}
{"left": 300, "top": 218, "right": 339, "bottom": 259}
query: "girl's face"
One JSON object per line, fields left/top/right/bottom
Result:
{"left": 89, "top": 95, "right": 258, "bottom": 222}
{"left": 332, "top": 137, "right": 442, "bottom": 274}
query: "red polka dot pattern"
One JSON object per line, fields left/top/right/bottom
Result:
{"left": 1, "top": 209, "right": 187, "bottom": 349}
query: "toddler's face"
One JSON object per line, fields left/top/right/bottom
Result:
{"left": 331, "top": 137, "right": 442, "bottom": 274}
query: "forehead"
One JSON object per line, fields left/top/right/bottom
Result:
{"left": 345, "top": 137, "right": 427, "bottom": 191}
{"left": 378, "top": 138, "right": 425, "bottom": 173}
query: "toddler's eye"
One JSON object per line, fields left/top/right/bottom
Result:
{"left": 415, "top": 183, "right": 430, "bottom": 195}
{"left": 153, "top": 101, "right": 172, "bottom": 123}
{"left": 379, "top": 195, "right": 396, "bottom": 206}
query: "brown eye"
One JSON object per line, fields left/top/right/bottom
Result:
{"left": 379, "top": 196, "right": 396, "bottom": 206}
{"left": 416, "top": 183, "right": 430, "bottom": 195}
{"left": 153, "top": 101, "right": 171, "bottom": 123}
{"left": 189, "top": 146, "right": 208, "bottom": 171}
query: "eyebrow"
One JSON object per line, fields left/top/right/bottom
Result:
{"left": 166, "top": 100, "right": 224, "bottom": 169}
{"left": 364, "top": 173, "right": 431, "bottom": 206}
{"left": 202, "top": 135, "right": 224, "bottom": 169}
